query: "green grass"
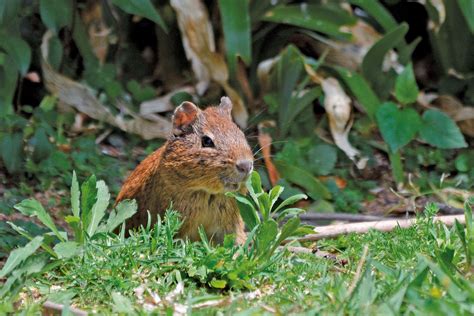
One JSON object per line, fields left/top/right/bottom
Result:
{"left": 1, "top": 176, "right": 473, "bottom": 315}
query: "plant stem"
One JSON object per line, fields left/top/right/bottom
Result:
{"left": 389, "top": 151, "right": 404, "bottom": 185}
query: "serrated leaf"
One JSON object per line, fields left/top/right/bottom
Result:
{"left": 419, "top": 109, "right": 467, "bottom": 149}
{"left": 14, "top": 199, "right": 64, "bottom": 242}
{"left": 87, "top": 180, "right": 110, "bottom": 236}
{"left": 39, "top": 0, "right": 73, "bottom": 33}
{"left": 71, "top": 171, "right": 80, "bottom": 218}
{"left": 395, "top": 63, "right": 419, "bottom": 104}
{"left": 111, "top": 0, "right": 167, "bottom": 32}
{"left": 80, "top": 175, "right": 97, "bottom": 231}
{"left": 102, "top": 200, "right": 137, "bottom": 233}
{"left": 0, "top": 236, "right": 43, "bottom": 277}
{"left": 53, "top": 241, "right": 80, "bottom": 259}
{"left": 376, "top": 102, "right": 421, "bottom": 152}
{"left": 256, "top": 219, "right": 278, "bottom": 256}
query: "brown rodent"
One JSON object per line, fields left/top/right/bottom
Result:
{"left": 116, "top": 97, "right": 253, "bottom": 243}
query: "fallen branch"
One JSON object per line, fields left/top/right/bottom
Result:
{"left": 297, "top": 215, "right": 465, "bottom": 242}
{"left": 300, "top": 212, "right": 388, "bottom": 223}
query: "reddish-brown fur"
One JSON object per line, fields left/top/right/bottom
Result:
{"left": 116, "top": 97, "right": 253, "bottom": 243}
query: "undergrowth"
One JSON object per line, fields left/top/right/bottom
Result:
{"left": 0, "top": 173, "right": 473, "bottom": 314}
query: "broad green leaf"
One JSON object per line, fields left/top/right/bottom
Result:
{"left": 210, "top": 279, "right": 227, "bottom": 289}
{"left": 0, "top": 236, "right": 43, "bottom": 277}
{"left": 102, "top": 200, "right": 138, "bottom": 233}
{"left": 39, "top": 0, "right": 73, "bottom": 33}
{"left": 274, "top": 194, "right": 308, "bottom": 213}
{"left": 269, "top": 185, "right": 284, "bottom": 212}
{"left": 38, "top": 95, "right": 57, "bottom": 112}
{"left": 87, "top": 180, "right": 110, "bottom": 236}
{"left": 0, "top": 34, "right": 31, "bottom": 75}
{"left": 419, "top": 109, "right": 467, "bottom": 149}
{"left": 277, "top": 217, "right": 300, "bottom": 244}
{"left": 395, "top": 63, "right": 419, "bottom": 105}
{"left": 71, "top": 171, "right": 80, "bottom": 218}
{"left": 263, "top": 4, "right": 356, "bottom": 40}
{"left": 362, "top": 23, "right": 409, "bottom": 98}
{"left": 112, "top": 0, "right": 167, "bottom": 32}
{"left": 227, "top": 192, "right": 259, "bottom": 230}
{"left": 0, "top": 132, "right": 24, "bottom": 174}
{"left": 275, "top": 160, "right": 330, "bottom": 200}
{"left": 246, "top": 171, "right": 263, "bottom": 208}
{"left": 308, "top": 144, "right": 337, "bottom": 176}
{"left": 31, "top": 127, "right": 53, "bottom": 163}
{"left": 457, "top": 0, "right": 474, "bottom": 33}
{"left": 46, "top": 35, "right": 63, "bottom": 70}
{"left": 80, "top": 175, "right": 98, "bottom": 231}
{"left": 14, "top": 199, "right": 65, "bottom": 242}
{"left": 257, "top": 193, "right": 271, "bottom": 220}
{"left": 111, "top": 292, "right": 134, "bottom": 314}
{"left": 53, "top": 241, "right": 80, "bottom": 259}
{"left": 0, "top": 56, "right": 18, "bottom": 115}
{"left": 376, "top": 102, "right": 421, "bottom": 152}
{"left": 219, "top": 0, "right": 251, "bottom": 75}
{"left": 0, "top": 1, "right": 21, "bottom": 28}
{"left": 256, "top": 219, "right": 278, "bottom": 256}
{"left": 334, "top": 67, "right": 381, "bottom": 120}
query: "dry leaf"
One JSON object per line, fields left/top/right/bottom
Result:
{"left": 139, "top": 86, "right": 195, "bottom": 116}
{"left": 257, "top": 121, "right": 280, "bottom": 186}
{"left": 433, "top": 95, "right": 474, "bottom": 137}
{"left": 41, "top": 31, "right": 172, "bottom": 140}
{"left": 170, "top": 0, "right": 248, "bottom": 127}
{"left": 257, "top": 56, "right": 280, "bottom": 93}
{"left": 81, "top": 0, "right": 111, "bottom": 64}
{"left": 321, "top": 77, "right": 368, "bottom": 169}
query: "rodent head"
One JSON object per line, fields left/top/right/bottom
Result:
{"left": 163, "top": 96, "right": 253, "bottom": 194}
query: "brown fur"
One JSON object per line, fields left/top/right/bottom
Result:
{"left": 116, "top": 98, "right": 253, "bottom": 243}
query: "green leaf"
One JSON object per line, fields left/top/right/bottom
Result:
{"left": 14, "top": 199, "right": 65, "bottom": 242}
{"left": 362, "top": 23, "right": 409, "bottom": 98}
{"left": 111, "top": 0, "right": 167, "bottom": 32}
{"left": 38, "top": 95, "right": 57, "bottom": 112}
{"left": 256, "top": 219, "right": 278, "bottom": 256}
{"left": 111, "top": 292, "right": 134, "bottom": 314}
{"left": 275, "top": 160, "right": 331, "bottom": 200}
{"left": 102, "top": 200, "right": 138, "bottom": 233}
{"left": 277, "top": 217, "right": 301, "bottom": 244}
{"left": 80, "top": 175, "right": 98, "bottom": 231}
{"left": 31, "top": 127, "right": 53, "bottom": 163}
{"left": 395, "top": 63, "right": 419, "bottom": 105}
{"left": 0, "top": 1, "right": 21, "bottom": 28}
{"left": 210, "top": 279, "right": 227, "bottom": 289}
{"left": 419, "top": 109, "right": 467, "bottom": 149}
{"left": 0, "top": 34, "right": 31, "bottom": 75}
{"left": 227, "top": 192, "right": 259, "bottom": 230}
{"left": 0, "top": 132, "right": 24, "bottom": 174}
{"left": 218, "top": 0, "right": 251, "bottom": 76}
{"left": 269, "top": 185, "right": 284, "bottom": 212}
{"left": 39, "top": 0, "right": 73, "bottom": 33}
{"left": 46, "top": 35, "right": 63, "bottom": 70}
{"left": 376, "top": 102, "right": 421, "bottom": 152}
{"left": 71, "top": 171, "right": 80, "bottom": 218}
{"left": 308, "top": 144, "right": 337, "bottom": 176}
{"left": 334, "top": 67, "right": 381, "bottom": 120}
{"left": 262, "top": 4, "right": 356, "bottom": 40}
{"left": 53, "top": 241, "right": 80, "bottom": 259}
{"left": 0, "top": 56, "right": 18, "bottom": 115}
{"left": 457, "top": 0, "right": 474, "bottom": 33}
{"left": 0, "top": 236, "right": 43, "bottom": 277}
{"left": 87, "top": 180, "right": 110, "bottom": 236}
{"left": 274, "top": 194, "right": 308, "bottom": 213}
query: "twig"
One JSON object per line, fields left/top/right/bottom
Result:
{"left": 300, "top": 212, "right": 389, "bottom": 222}
{"left": 297, "top": 215, "right": 465, "bottom": 242}
{"left": 43, "top": 301, "right": 88, "bottom": 316}
{"left": 346, "top": 245, "right": 369, "bottom": 298}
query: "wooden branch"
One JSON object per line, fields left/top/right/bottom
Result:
{"left": 297, "top": 215, "right": 465, "bottom": 242}
{"left": 300, "top": 212, "right": 388, "bottom": 222}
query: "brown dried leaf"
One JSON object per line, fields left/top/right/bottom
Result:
{"left": 258, "top": 121, "right": 280, "bottom": 186}
{"left": 81, "top": 1, "right": 111, "bottom": 64}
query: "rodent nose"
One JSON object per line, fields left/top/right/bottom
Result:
{"left": 236, "top": 159, "right": 253, "bottom": 176}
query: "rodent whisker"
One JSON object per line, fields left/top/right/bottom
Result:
{"left": 253, "top": 140, "right": 290, "bottom": 157}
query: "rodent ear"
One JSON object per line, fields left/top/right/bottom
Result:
{"left": 172, "top": 101, "right": 200, "bottom": 136}
{"left": 219, "top": 96, "right": 233, "bottom": 118}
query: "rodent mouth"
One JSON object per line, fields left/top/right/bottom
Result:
{"left": 221, "top": 175, "right": 247, "bottom": 192}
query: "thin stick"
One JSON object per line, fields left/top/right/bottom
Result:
{"left": 346, "top": 245, "right": 369, "bottom": 298}
{"left": 300, "top": 213, "right": 388, "bottom": 222}
{"left": 297, "top": 215, "right": 465, "bottom": 242}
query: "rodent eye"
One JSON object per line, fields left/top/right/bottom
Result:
{"left": 201, "top": 136, "right": 215, "bottom": 148}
